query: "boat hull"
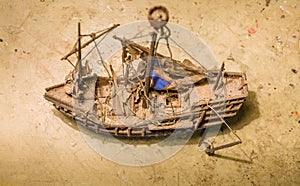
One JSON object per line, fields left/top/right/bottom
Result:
{"left": 44, "top": 71, "right": 248, "bottom": 137}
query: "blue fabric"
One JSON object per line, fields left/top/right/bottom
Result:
{"left": 151, "top": 58, "right": 171, "bottom": 90}
{"left": 151, "top": 70, "right": 171, "bottom": 90}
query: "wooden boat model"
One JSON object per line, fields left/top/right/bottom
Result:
{"left": 44, "top": 6, "right": 248, "bottom": 154}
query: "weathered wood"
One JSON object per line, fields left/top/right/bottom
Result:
{"left": 194, "top": 111, "right": 206, "bottom": 130}
{"left": 61, "top": 24, "right": 120, "bottom": 61}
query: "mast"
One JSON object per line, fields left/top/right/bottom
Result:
{"left": 143, "top": 32, "right": 157, "bottom": 108}
{"left": 61, "top": 24, "right": 120, "bottom": 61}
{"left": 143, "top": 6, "right": 169, "bottom": 108}
{"left": 77, "top": 22, "right": 82, "bottom": 77}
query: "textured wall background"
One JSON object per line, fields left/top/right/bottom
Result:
{"left": 0, "top": 0, "right": 299, "bottom": 185}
